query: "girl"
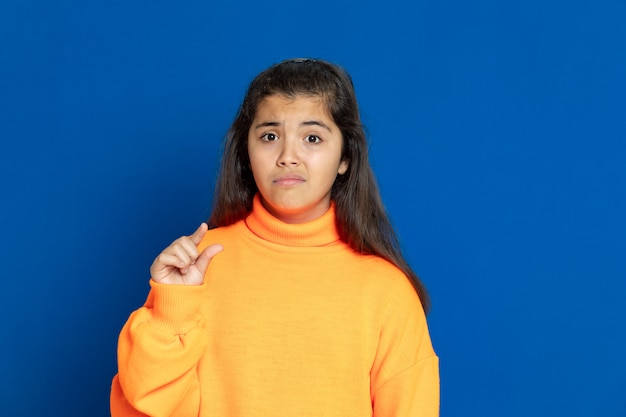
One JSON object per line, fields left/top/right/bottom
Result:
{"left": 111, "top": 58, "right": 439, "bottom": 416}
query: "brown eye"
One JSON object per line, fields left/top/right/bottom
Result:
{"left": 261, "top": 133, "right": 278, "bottom": 142}
{"left": 305, "top": 135, "right": 321, "bottom": 144}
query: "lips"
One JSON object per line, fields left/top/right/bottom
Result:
{"left": 273, "top": 174, "right": 305, "bottom": 186}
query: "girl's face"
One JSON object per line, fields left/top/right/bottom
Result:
{"left": 248, "top": 94, "right": 348, "bottom": 224}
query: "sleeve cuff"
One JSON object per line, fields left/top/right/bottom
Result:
{"left": 149, "top": 279, "right": 207, "bottom": 335}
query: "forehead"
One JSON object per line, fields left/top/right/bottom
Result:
{"left": 254, "top": 94, "right": 332, "bottom": 119}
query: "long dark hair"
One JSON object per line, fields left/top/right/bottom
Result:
{"left": 208, "top": 58, "right": 430, "bottom": 313}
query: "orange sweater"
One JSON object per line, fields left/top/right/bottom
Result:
{"left": 111, "top": 195, "right": 439, "bottom": 416}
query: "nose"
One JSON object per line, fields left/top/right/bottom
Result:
{"left": 277, "top": 138, "right": 300, "bottom": 167}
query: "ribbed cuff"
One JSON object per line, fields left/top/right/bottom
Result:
{"left": 149, "top": 279, "right": 206, "bottom": 335}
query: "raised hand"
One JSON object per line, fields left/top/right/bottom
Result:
{"left": 150, "top": 223, "right": 223, "bottom": 285}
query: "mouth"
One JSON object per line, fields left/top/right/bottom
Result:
{"left": 273, "top": 174, "right": 305, "bottom": 186}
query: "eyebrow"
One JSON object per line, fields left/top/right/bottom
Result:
{"left": 252, "top": 120, "right": 333, "bottom": 132}
{"left": 302, "top": 120, "right": 332, "bottom": 132}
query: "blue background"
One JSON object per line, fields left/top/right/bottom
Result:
{"left": 1, "top": 0, "right": 625, "bottom": 416}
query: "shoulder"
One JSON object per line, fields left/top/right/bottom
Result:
{"left": 359, "top": 256, "right": 434, "bottom": 365}
{"left": 344, "top": 253, "right": 424, "bottom": 312}
{"left": 352, "top": 254, "right": 413, "bottom": 290}
{"left": 362, "top": 258, "right": 433, "bottom": 356}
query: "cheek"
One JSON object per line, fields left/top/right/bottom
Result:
{"left": 248, "top": 149, "right": 274, "bottom": 185}
{"left": 248, "top": 157, "right": 262, "bottom": 179}
{"left": 318, "top": 160, "right": 344, "bottom": 185}
{"left": 247, "top": 143, "right": 262, "bottom": 171}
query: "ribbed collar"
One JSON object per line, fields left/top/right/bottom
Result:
{"left": 244, "top": 194, "right": 341, "bottom": 247}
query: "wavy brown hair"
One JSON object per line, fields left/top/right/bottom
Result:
{"left": 208, "top": 58, "right": 430, "bottom": 313}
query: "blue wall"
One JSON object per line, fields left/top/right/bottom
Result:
{"left": 1, "top": 1, "right": 624, "bottom": 416}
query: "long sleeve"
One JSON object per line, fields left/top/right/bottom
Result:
{"left": 111, "top": 280, "right": 209, "bottom": 417}
{"left": 370, "top": 278, "right": 440, "bottom": 417}
{"left": 110, "top": 199, "right": 440, "bottom": 416}
{"left": 372, "top": 356, "right": 440, "bottom": 416}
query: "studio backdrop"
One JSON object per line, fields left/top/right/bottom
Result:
{"left": 1, "top": 1, "right": 625, "bottom": 416}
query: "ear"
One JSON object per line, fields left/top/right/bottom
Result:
{"left": 337, "top": 159, "right": 349, "bottom": 175}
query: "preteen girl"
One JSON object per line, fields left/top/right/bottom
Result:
{"left": 111, "top": 58, "right": 439, "bottom": 416}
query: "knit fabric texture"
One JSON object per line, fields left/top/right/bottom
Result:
{"left": 111, "top": 194, "right": 439, "bottom": 416}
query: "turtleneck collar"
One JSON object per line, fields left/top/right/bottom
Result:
{"left": 244, "top": 194, "right": 341, "bottom": 247}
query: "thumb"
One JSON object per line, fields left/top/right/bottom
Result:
{"left": 189, "top": 222, "right": 209, "bottom": 246}
{"left": 194, "top": 243, "right": 224, "bottom": 276}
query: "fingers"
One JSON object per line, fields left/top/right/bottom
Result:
{"left": 174, "top": 237, "right": 200, "bottom": 272}
{"left": 150, "top": 224, "right": 221, "bottom": 285}
{"left": 178, "top": 223, "right": 209, "bottom": 273}
{"left": 193, "top": 244, "right": 224, "bottom": 277}
{"left": 189, "top": 223, "right": 208, "bottom": 246}
{"left": 150, "top": 234, "right": 200, "bottom": 279}
{"left": 163, "top": 223, "right": 207, "bottom": 270}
